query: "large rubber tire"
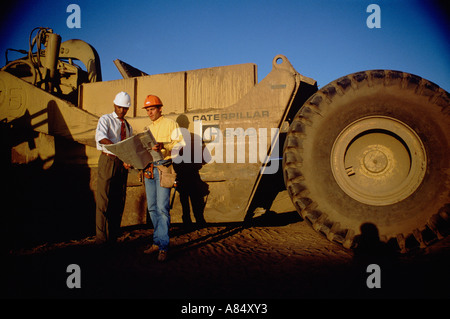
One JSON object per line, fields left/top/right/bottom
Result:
{"left": 283, "top": 70, "right": 449, "bottom": 252}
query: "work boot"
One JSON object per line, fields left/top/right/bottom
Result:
{"left": 143, "top": 244, "right": 159, "bottom": 254}
{"left": 158, "top": 250, "right": 167, "bottom": 262}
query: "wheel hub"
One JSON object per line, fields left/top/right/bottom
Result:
{"left": 363, "top": 147, "right": 389, "bottom": 174}
{"left": 331, "top": 116, "right": 427, "bottom": 206}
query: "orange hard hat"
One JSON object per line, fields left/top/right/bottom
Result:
{"left": 143, "top": 95, "right": 163, "bottom": 108}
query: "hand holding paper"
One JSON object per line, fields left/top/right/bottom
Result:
{"left": 104, "top": 130, "right": 163, "bottom": 169}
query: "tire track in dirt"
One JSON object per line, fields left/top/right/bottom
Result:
{"left": 5, "top": 216, "right": 450, "bottom": 299}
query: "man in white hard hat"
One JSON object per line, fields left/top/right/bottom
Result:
{"left": 95, "top": 91, "right": 133, "bottom": 245}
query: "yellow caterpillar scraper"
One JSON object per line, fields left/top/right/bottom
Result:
{"left": 1, "top": 28, "right": 448, "bottom": 252}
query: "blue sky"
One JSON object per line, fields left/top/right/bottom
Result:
{"left": 1, "top": 0, "right": 449, "bottom": 91}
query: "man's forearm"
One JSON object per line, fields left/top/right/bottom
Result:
{"left": 99, "top": 138, "right": 113, "bottom": 145}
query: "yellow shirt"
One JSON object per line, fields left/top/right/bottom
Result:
{"left": 146, "top": 116, "right": 184, "bottom": 160}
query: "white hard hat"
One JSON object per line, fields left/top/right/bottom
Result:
{"left": 113, "top": 91, "right": 131, "bottom": 108}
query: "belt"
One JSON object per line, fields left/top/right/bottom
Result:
{"left": 102, "top": 152, "right": 116, "bottom": 158}
{"left": 154, "top": 159, "right": 172, "bottom": 166}
{"left": 143, "top": 160, "right": 172, "bottom": 179}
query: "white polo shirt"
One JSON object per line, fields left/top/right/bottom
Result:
{"left": 95, "top": 112, "right": 133, "bottom": 154}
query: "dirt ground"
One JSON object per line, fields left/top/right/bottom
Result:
{"left": 2, "top": 209, "right": 450, "bottom": 302}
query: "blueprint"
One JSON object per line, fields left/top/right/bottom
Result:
{"left": 104, "top": 129, "right": 163, "bottom": 169}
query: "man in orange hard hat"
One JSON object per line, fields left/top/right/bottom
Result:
{"left": 142, "top": 94, "right": 183, "bottom": 261}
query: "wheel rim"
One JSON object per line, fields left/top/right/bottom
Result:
{"left": 331, "top": 116, "right": 427, "bottom": 206}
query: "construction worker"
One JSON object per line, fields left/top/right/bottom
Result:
{"left": 95, "top": 91, "right": 133, "bottom": 245}
{"left": 142, "top": 95, "right": 183, "bottom": 261}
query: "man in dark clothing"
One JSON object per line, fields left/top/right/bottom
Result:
{"left": 95, "top": 91, "right": 133, "bottom": 244}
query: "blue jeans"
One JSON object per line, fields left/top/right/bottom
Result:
{"left": 144, "top": 161, "right": 171, "bottom": 251}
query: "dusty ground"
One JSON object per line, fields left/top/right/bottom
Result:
{"left": 2, "top": 210, "right": 450, "bottom": 301}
